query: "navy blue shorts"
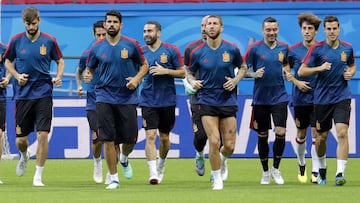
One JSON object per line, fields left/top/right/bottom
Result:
{"left": 96, "top": 103, "right": 138, "bottom": 145}
{"left": 315, "top": 99, "right": 351, "bottom": 132}
{"left": 0, "top": 101, "right": 6, "bottom": 131}
{"left": 141, "top": 106, "right": 175, "bottom": 134}
{"left": 15, "top": 97, "right": 53, "bottom": 137}
{"left": 198, "top": 104, "right": 238, "bottom": 118}
{"left": 250, "top": 102, "right": 288, "bottom": 133}
{"left": 294, "top": 105, "right": 316, "bottom": 129}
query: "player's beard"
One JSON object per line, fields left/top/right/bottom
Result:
{"left": 207, "top": 30, "right": 220, "bottom": 40}
{"left": 144, "top": 36, "right": 157, "bottom": 46}
{"left": 26, "top": 27, "right": 38, "bottom": 36}
{"left": 107, "top": 28, "right": 119, "bottom": 37}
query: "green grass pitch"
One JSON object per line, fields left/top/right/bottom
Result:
{"left": 0, "top": 158, "right": 359, "bottom": 202}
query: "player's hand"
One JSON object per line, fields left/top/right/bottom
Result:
{"left": 0, "top": 77, "right": 9, "bottom": 88}
{"left": 126, "top": 77, "right": 139, "bottom": 90}
{"left": 320, "top": 62, "right": 332, "bottom": 72}
{"left": 189, "top": 79, "right": 203, "bottom": 90}
{"left": 77, "top": 86, "right": 84, "bottom": 97}
{"left": 223, "top": 76, "right": 236, "bottom": 91}
{"left": 17, "top": 73, "right": 29, "bottom": 86}
{"left": 83, "top": 70, "right": 93, "bottom": 83}
{"left": 343, "top": 69, "right": 353, "bottom": 81}
{"left": 296, "top": 80, "right": 312, "bottom": 92}
{"left": 149, "top": 61, "right": 169, "bottom": 76}
{"left": 52, "top": 77, "right": 62, "bottom": 87}
{"left": 256, "top": 67, "right": 265, "bottom": 78}
{"left": 285, "top": 71, "right": 293, "bottom": 81}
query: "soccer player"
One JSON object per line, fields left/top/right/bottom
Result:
{"left": 187, "top": 15, "right": 247, "bottom": 190}
{"left": 287, "top": 13, "right": 322, "bottom": 184}
{"left": 245, "top": 17, "right": 289, "bottom": 185}
{"left": 84, "top": 10, "right": 148, "bottom": 189}
{"left": 4, "top": 7, "right": 64, "bottom": 187}
{"left": 298, "top": 15, "right": 356, "bottom": 186}
{"left": 183, "top": 15, "right": 209, "bottom": 177}
{"left": 0, "top": 42, "right": 11, "bottom": 184}
{"left": 75, "top": 20, "right": 106, "bottom": 184}
{"left": 140, "top": 21, "right": 185, "bottom": 185}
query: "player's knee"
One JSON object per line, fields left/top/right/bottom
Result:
{"left": 222, "top": 140, "right": 235, "bottom": 152}
{"left": 258, "top": 131, "right": 268, "bottom": 138}
{"left": 336, "top": 129, "right": 348, "bottom": 140}
{"left": 275, "top": 127, "right": 286, "bottom": 136}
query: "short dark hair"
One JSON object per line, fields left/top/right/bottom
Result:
{"left": 323, "top": 15, "right": 339, "bottom": 27}
{"left": 145, "top": 20, "right": 162, "bottom": 31}
{"left": 22, "top": 7, "right": 40, "bottom": 23}
{"left": 207, "top": 14, "right": 223, "bottom": 26}
{"left": 93, "top": 20, "right": 104, "bottom": 34}
{"left": 105, "top": 10, "right": 122, "bottom": 23}
{"left": 262, "top": 17, "right": 277, "bottom": 28}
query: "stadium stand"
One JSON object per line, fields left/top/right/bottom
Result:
{"left": 114, "top": 0, "right": 140, "bottom": 3}
{"left": 77, "top": 0, "right": 115, "bottom": 3}
{"left": 2, "top": 0, "right": 357, "bottom": 3}
{"left": 174, "top": 0, "right": 204, "bottom": 3}
{"left": 26, "top": 0, "right": 56, "bottom": 3}
{"left": 3, "top": 0, "right": 27, "bottom": 4}
{"left": 233, "top": 0, "right": 264, "bottom": 2}
{"left": 142, "top": 0, "right": 174, "bottom": 3}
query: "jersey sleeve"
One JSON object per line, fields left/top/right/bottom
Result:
{"left": 244, "top": 45, "right": 256, "bottom": 70}
{"left": 78, "top": 50, "right": 89, "bottom": 72}
{"left": 3, "top": 38, "right": 17, "bottom": 62}
{"left": 233, "top": 45, "right": 243, "bottom": 68}
{"left": 86, "top": 46, "right": 99, "bottom": 70}
{"left": 49, "top": 38, "right": 63, "bottom": 61}
{"left": 171, "top": 45, "right": 184, "bottom": 68}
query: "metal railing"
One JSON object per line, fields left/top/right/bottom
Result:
{"left": 52, "top": 55, "right": 360, "bottom": 96}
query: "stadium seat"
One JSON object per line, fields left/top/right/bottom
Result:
{"left": 114, "top": 0, "right": 140, "bottom": 3}
{"left": 270, "top": 0, "right": 292, "bottom": 2}
{"left": 292, "top": 0, "right": 325, "bottom": 1}
{"left": 27, "top": 0, "right": 56, "bottom": 3}
{"left": 1, "top": 0, "right": 10, "bottom": 4}
{"left": 55, "top": 0, "right": 75, "bottom": 3}
{"left": 77, "top": 0, "right": 115, "bottom": 3}
{"left": 7, "top": 0, "right": 27, "bottom": 4}
{"left": 142, "top": 0, "right": 174, "bottom": 3}
{"left": 233, "top": 0, "right": 264, "bottom": 2}
{"left": 206, "top": 0, "right": 233, "bottom": 2}
{"left": 174, "top": 0, "right": 204, "bottom": 2}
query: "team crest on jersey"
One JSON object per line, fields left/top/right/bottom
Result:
{"left": 222, "top": 51, "right": 230, "bottom": 62}
{"left": 40, "top": 44, "right": 46, "bottom": 55}
{"left": 160, "top": 53, "right": 168, "bottom": 63}
{"left": 341, "top": 51, "right": 347, "bottom": 62}
{"left": 121, "top": 48, "right": 128, "bottom": 59}
{"left": 278, "top": 51, "right": 284, "bottom": 62}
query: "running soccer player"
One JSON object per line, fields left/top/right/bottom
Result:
{"left": 187, "top": 15, "right": 247, "bottom": 190}
{"left": 287, "top": 13, "right": 322, "bottom": 184}
{"left": 298, "top": 15, "right": 356, "bottom": 186}
{"left": 245, "top": 16, "right": 290, "bottom": 185}
{"left": 75, "top": 20, "right": 107, "bottom": 184}
{"left": 84, "top": 9, "right": 148, "bottom": 189}
{"left": 140, "top": 20, "right": 185, "bottom": 185}
{"left": 183, "top": 15, "right": 209, "bottom": 177}
{"left": 0, "top": 42, "right": 11, "bottom": 184}
{"left": 4, "top": 7, "right": 64, "bottom": 187}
